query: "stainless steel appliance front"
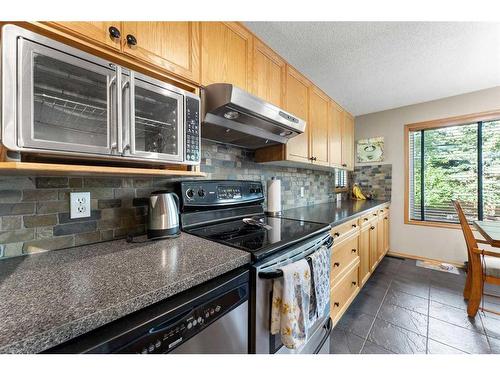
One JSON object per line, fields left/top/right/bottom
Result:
{"left": 1, "top": 24, "right": 200, "bottom": 165}
{"left": 253, "top": 233, "right": 332, "bottom": 354}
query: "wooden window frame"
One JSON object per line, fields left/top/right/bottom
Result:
{"left": 404, "top": 109, "right": 500, "bottom": 229}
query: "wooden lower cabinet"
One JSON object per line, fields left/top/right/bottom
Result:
{"left": 331, "top": 234, "right": 359, "bottom": 286}
{"left": 330, "top": 204, "right": 391, "bottom": 325}
{"left": 358, "top": 225, "right": 371, "bottom": 286}
{"left": 330, "top": 261, "right": 360, "bottom": 325}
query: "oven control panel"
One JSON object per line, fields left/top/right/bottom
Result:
{"left": 185, "top": 96, "right": 200, "bottom": 164}
{"left": 179, "top": 180, "right": 264, "bottom": 207}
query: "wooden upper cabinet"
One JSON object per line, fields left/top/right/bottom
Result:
{"left": 284, "top": 66, "right": 311, "bottom": 163}
{"left": 329, "top": 101, "right": 343, "bottom": 167}
{"left": 309, "top": 87, "right": 330, "bottom": 166}
{"left": 200, "top": 22, "right": 253, "bottom": 91}
{"left": 50, "top": 22, "right": 122, "bottom": 50}
{"left": 342, "top": 112, "right": 355, "bottom": 170}
{"left": 252, "top": 39, "right": 285, "bottom": 107}
{"left": 121, "top": 22, "right": 200, "bottom": 83}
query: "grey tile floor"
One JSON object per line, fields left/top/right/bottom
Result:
{"left": 330, "top": 256, "right": 500, "bottom": 354}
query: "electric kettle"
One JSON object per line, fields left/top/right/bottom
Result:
{"left": 147, "top": 191, "right": 180, "bottom": 240}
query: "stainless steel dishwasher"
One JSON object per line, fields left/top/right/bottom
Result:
{"left": 45, "top": 269, "right": 249, "bottom": 354}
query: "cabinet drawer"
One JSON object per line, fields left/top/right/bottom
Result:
{"left": 359, "top": 210, "right": 379, "bottom": 227}
{"left": 331, "top": 217, "right": 359, "bottom": 245}
{"left": 330, "top": 264, "right": 360, "bottom": 323}
{"left": 331, "top": 235, "right": 359, "bottom": 285}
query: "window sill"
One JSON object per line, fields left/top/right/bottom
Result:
{"left": 405, "top": 218, "right": 477, "bottom": 230}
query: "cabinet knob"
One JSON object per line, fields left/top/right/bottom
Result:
{"left": 364, "top": 218, "right": 368, "bottom": 221}
{"left": 351, "top": 248, "right": 357, "bottom": 253}
{"left": 342, "top": 163, "right": 347, "bottom": 167}
{"left": 333, "top": 262, "right": 340, "bottom": 267}
{"left": 351, "top": 281, "right": 357, "bottom": 286}
{"left": 126, "top": 34, "right": 138, "bottom": 46}
{"left": 334, "top": 302, "right": 340, "bottom": 307}
{"left": 333, "top": 232, "right": 340, "bottom": 237}
{"left": 373, "top": 213, "right": 377, "bottom": 216}
{"left": 108, "top": 26, "right": 121, "bottom": 39}
{"left": 384, "top": 217, "right": 388, "bottom": 220}
{"left": 370, "top": 226, "right": 375, "bottom": 230}
{"left": 352, "top": 224, "right": 357, "bottom": 228}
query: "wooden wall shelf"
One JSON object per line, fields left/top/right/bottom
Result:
{"left": 0, "top": 162, "right": 206, "bottom": 178}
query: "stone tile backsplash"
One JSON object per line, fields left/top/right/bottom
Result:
{"left": 352, "top": 164, "right": 392, "bottom": 201}
{"left": 0, "top": 140, "right": 337, "bottom": 259}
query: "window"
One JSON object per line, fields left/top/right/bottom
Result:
{"left": 406, "top": 112, "right": 500, "bottom": 225}
{"left": 336, "top": 169, "right": 347, "bottom": 190}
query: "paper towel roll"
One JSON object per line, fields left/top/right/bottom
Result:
{"left": 267, "top": 177, "right": 281, "bottom": 215}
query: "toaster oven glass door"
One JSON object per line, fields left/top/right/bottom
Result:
{"left": 129, "top": 76, "right": 184, "bottom": 162}
{"left": 18, "top": 39, "right": 118, "bottom": 155}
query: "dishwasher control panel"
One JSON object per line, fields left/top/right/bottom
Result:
{"left": 127, "top": 285, "right": 246, "bottom": 354}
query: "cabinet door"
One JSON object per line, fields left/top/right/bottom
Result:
{"left": 342, "top": 112, "right": 355, "bottom": 170}
{"left": 369, "top": 222, "right": 378, "bottom": 272}
{"left": 252, "top": 39, "right": 285, "bottom": 107}
{"left": 284, "top": 66, "right": 311, "bottom": 163}
{"left": 383, "top": 212, "right": 390, "bottom": 253}
{"left": 358, "top": 226, "right": 371, "bottom": 285}
{"left": 201, "top": 22, "right": 253, "bottom": 90}
{"left": 50, "top": 22, "right": 122, "bottom": 50}
{"left": 377, "top": 217, "right": 385, "bottom": 262}
{"left": 329, "top": 101, "right": 343, "bottom": 167}
{"left": 122, "top": 22, "right": 200, "bottom": 83}
{"left": 309, "top": 87, "right": 330, "bottom": 166}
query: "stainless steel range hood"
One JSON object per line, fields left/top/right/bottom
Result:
{"left": 201, "top": 84, "right": 306, "bottom": 149}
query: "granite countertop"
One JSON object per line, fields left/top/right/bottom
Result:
{"left": 0, "top": 233, "right": 250, "bottom": 354}
{"left": 281, "top": 199, "right": 390, "bottom": 227}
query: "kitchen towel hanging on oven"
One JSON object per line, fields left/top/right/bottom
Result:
{"left": 308, "top": 245, "right": 330, "bottom": 322}
{"left": 270, "top": 259, "right": 311, "bottom": 350}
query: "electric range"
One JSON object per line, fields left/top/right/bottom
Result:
{"left": 177, "top": 180, "right": 333, "bottom": 354}
{"left": 177, "top": 180, "right": 330, "bottom": 261}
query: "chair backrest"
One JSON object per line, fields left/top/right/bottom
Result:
{"left": 453, "top": 200, "right": 478, "bottom": 259}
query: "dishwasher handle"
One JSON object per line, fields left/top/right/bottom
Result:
{"left": 313, "top": 317, "right": 332, "bottom": 354}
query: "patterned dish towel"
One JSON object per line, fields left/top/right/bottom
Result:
{"left": 270, "top": 259, "right": 311, "bottom": 351}
{"left": 308, "top": 245, "right": 330, "bottom": 325}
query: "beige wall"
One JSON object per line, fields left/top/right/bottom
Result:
{"left": 355, "top": 86, "right": 500, "bottom": 264}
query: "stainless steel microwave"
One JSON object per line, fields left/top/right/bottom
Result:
{"left": 1, "top": 25, "right": 200, "bottom": 165}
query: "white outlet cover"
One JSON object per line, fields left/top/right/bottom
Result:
{"left": 70, "top": 192, "right": 91, "bottom": 219}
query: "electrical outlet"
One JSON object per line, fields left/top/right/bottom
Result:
{"left": 70, "top": 192, "right": 91, "bottom": 219}
{"left": 300, "top": 187, "right": 305, "bottom": 198}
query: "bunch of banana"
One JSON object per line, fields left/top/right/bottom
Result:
{"left": 352, "top": 184, "right": 367, "bottom": 200}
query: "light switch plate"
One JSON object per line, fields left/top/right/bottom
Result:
{"left": 70, "top": 192, "right": 91, "bottom": 219}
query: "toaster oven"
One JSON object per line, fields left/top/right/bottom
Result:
{"left": 1, "top": 24, "right": 200, "bottom": 165}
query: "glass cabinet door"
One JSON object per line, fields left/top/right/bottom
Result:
{"left": 19, "top": 39, "right": 116, "bottom": 155}
{"left": 130, "top": 76, "right": 183, "bottom": 161}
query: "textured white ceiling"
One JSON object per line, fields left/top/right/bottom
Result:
{"left": 245, "top": 22, "right": 500, "bottom": 116}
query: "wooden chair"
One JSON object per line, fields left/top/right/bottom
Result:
{"left": 453, "top": 200, "right": 500, "bottom": 317}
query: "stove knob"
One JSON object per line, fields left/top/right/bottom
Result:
{"left": 198, "top": 189, "right": 206, "bottom": 197}
{"left": 192, "top": 319, "right": 197, "bottom": 327}
{"left": 250, "top": 188, "right": 255, "bottom": 193}
{"left": 187, "top": 322, "right": 193, "bottom": 329}
{"left": 141, "top": 348, "right": 148, "bottom": 354}
{"left": 148, "top": 344, "right": 155, "bottom": 352}
{"left": 186, "top": 189, "right": 194, "bottom": 199}
{"left": 155, "top": 340, "right": 161, "bottom": 348}
{"left": 215, "top": 305, "right": 221, "bottom": 313}
{"left": 197, "top": 317, "right": 203, "bottom": 324}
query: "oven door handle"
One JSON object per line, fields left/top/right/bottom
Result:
{"left": 258, "top": 236, "right": 333, "bottom": 279}
{"left": 313, "top": 317, "right": 332, "bottom": 354}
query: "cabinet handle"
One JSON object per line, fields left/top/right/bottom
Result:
{"left": 352, "top": 224, "right": 357, "bottom": 228}
{"left": 126, "top": 34, "right": 138, "bottom": 46}
{"left": 109, "top": 26, "right": 121, "bottom": 39}
{"left": 370, "top": 226, "right": 375, "bottom": 230}
{"left": 334, "top": 302, "right": 340, "bottom": 307}
{"left": 342, "top": 163, "right": 347, "bottom": 167}
{"left": 351, "top": 281, "right": 357, "bottom": 286}
{"left": 364, "top": 218, "right": 368, "bottom": 221}
{"left": 351, "top": 248, "right": 357, "bottom": 253}
{"left": 333, "top": 232, "right": 340, "bottom": 237}
{"left": 333, "top": 262, "right": 340, "bottom": 267}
